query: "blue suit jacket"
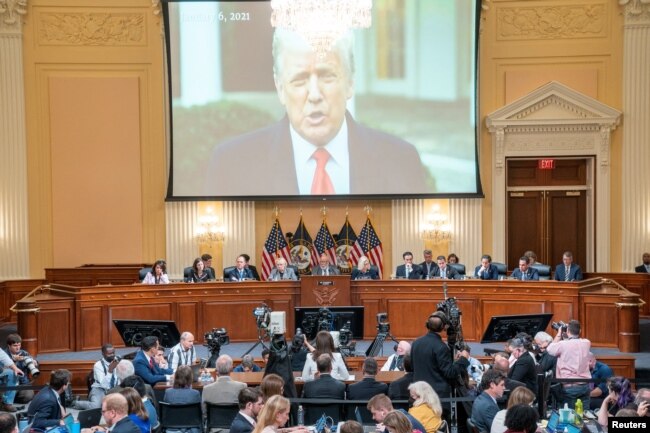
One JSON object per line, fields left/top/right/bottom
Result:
{"left": 226, "top": 267, "right": 254, "bottom": 282}
{"left": 27, "top": 386, "right": 63, "bottom": 430}
{"left": 470, "top": 391, "right": 499, "bottom": 433}
{"left": 133, "top": 350, "right": 173, "bottom": 385}
{"left": 554, "top": 263, "right": 583, "bottom": 281}
{"left": 511, "top": 267, "right": 540, "bottom": 281}
{"left": 395, "top": 264, "right": 423, "bottom": 280}
{"left": 230, "top": 412, "right": 254, "bottom": 433}
{"left": 473, "top": 264, "right": 499, "bottom": 280}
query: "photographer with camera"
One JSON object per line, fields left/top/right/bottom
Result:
{"left": 0, "top": 346, "right": 24, "bottom": 412}
{"left": 289, "top": 331, "right": 314, "bottom": 372}
{"left": 546, "top": 319, "right": 591, "bottom": 408}
{"left": 411, "top": 311, "right": 469, "bottom": 401}
{"left": 4, "top": 333, "right": 37, "bottom": 405}
{"left": 74, "top": 343, "right": 120, "bottom": 409}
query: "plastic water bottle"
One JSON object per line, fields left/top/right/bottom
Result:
{"left": 574, "top": 399, "right": 583, "bottom": 425}
{"left": 297, "top": 405, "right": 304, "bottom": 426}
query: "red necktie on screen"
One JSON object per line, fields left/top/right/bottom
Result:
{"left": 311, "top": 148, "right": 335, "bottom": 195}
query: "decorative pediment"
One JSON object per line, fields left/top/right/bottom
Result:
{"left": 486, "top": 81, "right": 621, "bottom": 130}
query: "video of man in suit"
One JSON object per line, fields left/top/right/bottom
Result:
{"left": 163, "top": 0, "right": 482, "bottom": 199}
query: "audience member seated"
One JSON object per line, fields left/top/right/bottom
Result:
{"left": 447, "top": 253, "right": 460, "bottom": 264}
{"left": 457, "top": 343, "right": 483, "bottom": 384}
{"left": 111, "top": 360, "right": 136, "bottom": 393}
{"left": 74, "top": 343, "right": 119, "bottom": 409}
{"left": 490, "top": 386, "right": 535, "bottom": 433}
{"left": 533, "top": 332, "right": 556, "bottom": 374}
{"left": 3, "top": 333, "right": 37, "bottom": 404}
{"left": 0, "top": 413, "right": 17, "bottom": 433}
{"left": 351, "top": 256, "right": 380, "bottom": 280}
{"left": 301, "top": 354, "right": 345, "bottom": 399}
{"left": 261, "top": 349, "right": 271, "bottom": 369}
{"left": 388, "top": 354, "right": 415, "bottom": 401}
{"left": 269, "top": 257, "right": 298, "bottom": 281}
{"left": 251, "top": 395, "right": 305, "bottom": 433}
{"left": 260, "top": 374, "right": 284, "bottom": 402}
{"left": 301, "top": 331, "right": 349, "bottom": 381}
{"left": 27, "top": 369, "right": 72, "bottom": 430}
{"left": 367, "top": 395, "right": 426, "bottom": 433}
{"left": 634, "top": 388, "right": 650, "bottom": 417}
{"left": 382, "top": 341, "right": 411, "bottom": 372}
{"left": 142, "top": 260, "right": 169, "bottom": 285}
{"left": 100, "top": 393, "right": 141, "bottom": 433}
{"left": 589, "top": 352, "right": 613, "bottom": 409}
{"left": 407, "top": 381, "right": 443, "bottom": 433}
{"left": 168, "top": 332, "right": 196, "bottom": 371}
{"left": 492, "top": 352, "right": 525, "bottom": 395}
{"left": 119, "top": 387, "right": 150, "bottom": 433}
{"left": 339, "top": 421, "right": 364, "bottom": 433}
{"left": 203, "top": 355, "right": 247, "bottom": 409}
{"left": 510, "top": 256, "right": 539, "bottom": 281}
{"left": 431, "top": 255, "right": 461, "bottom": 279}
{"left": 635, "top": 252, "right": 650, "bottom": 273}
{"left": 470, "top": 370, "right": 507, "bottom": 433}
{"left": 234, "top": 354, "right": 262, "bottom": 373}
{"left": 241, "top": 254, "right": 261, "bottom": 280}
{"left": 382, "top": 411, "right": 416, "bottom": 433}
{"left": 312, "top": 253, "right": 340, "bottom": 276}
{"left": 597, "top": 377, "right": 635, "bottom": 427}
{"left": 0, "top": 347, "right": 23, "bottom": 412}
{"left": 120, "top": 375, "right": 157, "bottom": 431}
{"left": 289, "top": 334, "right": 311, "bottom": 372}
{"left": 133, "top": 336, "right": 173, "bottom": 385}
{"left": 554, "top": 251, "right": 583, "bottom": 281}
{"left": 188, "top": 257, "right": 210, "bottom": 282}
{"left": 506, "top": 335, "right": 537, "bottom": 393}
{"left": 474, "top": 254, "right": 500, "bottom": 280}
{"left": 348, "top": 358, "right": 388, "bottom": 399}
{"left": 502, "top": 404, "right": 538, "bottom": 433}
{"left": 395, "top": 251, "right": 423, "bottom": 280}
{"left": 230, "top": 388, "right": 264, "bottom": 433}
{"left": 163, "top": 365, "right": 201, "bottom": 433}
{"left": 419, "top": 250, "right": 439, "bottom": 279}
{"left": 227, "top": 255, "right": 255, "bottom": 282}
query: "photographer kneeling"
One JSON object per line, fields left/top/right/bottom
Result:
{"left": 546, "top": 320, "right": 591, "bottom": 408}
{"left": 4, "top": 334, "right": 38, "bottom": 404}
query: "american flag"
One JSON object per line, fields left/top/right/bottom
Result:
{"left": 336, "top": 217, "right": 358, "bottom": 272}
{"left": 350, "top": 217, "right": 384, "bottom": 278}
{"left": 290, "top": 217, "right": 315, "bottom": 273}
{"left": 313, "top": 221, "right": 337, "bottom": 267}
{"left": 261, "top": 219, "right": 292, "bottom": 281}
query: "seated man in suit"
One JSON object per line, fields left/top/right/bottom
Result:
{"left": 636, "top": 252, "right": 650, "bottom": 273}
{"left": 201, "top": 253, "right": 217, "bottom": 279}
{"left": 133, "top": 336, "right": 173, "bottom": 386}
{"left": 241, "top": 254, "right": 260, "bottom": 280}
{"left": 230, "top": 388, "right": 264, "bottom": 433}
{"left": 474, "top": 254, "right": 500, "bottom": 280}
{"left": 312, "top": 253, "right": 340, "bottom": 276}
{"left": 348, "top": 358, "right": 388, "bottom": 399}
{"left": 269, "top": 257, "right": 298, "bottom": 281}
{"left": 203, "top": 355, "right": 247, "bottom": 409}
{"left": 470, "top": 369, "right": 506, "bottom": 433}
{"left": 27, "top": 369, "right": 72, "bottom": 430}
{"left": 419, "top": 249, "right": 439, "bottom": 280}
{"left": 431, "top": 255, "right": 461, "bottom": 279}
{"left": 511, "top": 256, "right": 540, "bottom": 281}
{"left": 101, "top": 393, "right": 141, "bottom": 433}
{"left": 554, "top": 251, "right": 583, "bottom": 281}
{"left": 351, "top": 256, "right": 380, "bottom": 280}
{"left": 233, "top": 355, "right": 261, "bottom": 373}
{"left": 367, "top": 394, "right": 426, "bottom": 433}
{"left": 227, "top": 255, "right": 255, "bottom": 282}
{"left": 0, "top": 413, "right": 17, "bottom": 433}
{"left": 395, "top": 251, "right": 422, "bottom": 280}
{"left": 302, "top": 354, "right": 345, "bottom": 399}
{"left": 388, "top": 354, "right": 415, "bottom": 400}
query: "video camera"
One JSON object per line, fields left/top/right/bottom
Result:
{"left": 204, "top": 328, "right": 230, "bottom": 353}
{"left": 254, "top": 304, "right": 272, "bottom": 329}
{"left": 338, "top": 320, "right": 356, "bottom": 357}
{"left": 301, "top": 307, "right": 334, "bottom": 336}
{"left": 376, "top": 313, "right": 390, "bottom": 334}
{"left": 436, "top": 296, "right": 464, "bottom": 351}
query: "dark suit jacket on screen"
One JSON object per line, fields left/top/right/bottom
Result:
{"left": 395, "top": 264, "right": 423, "bottom": 280}
{"left": 204, "top": 113, "right": 429, "bottom": 196}
{"left": 302, "top": 374, "right": 346, "bottom": 399}
{"left": 27, "top": 386, "right": 63, "bottom": 430}
{"left": 347, "top": 377, "right": 388, "bottom": 400}
{"left": 230, "top": 412, "right": 255, "bottom": 433}
{"left": 554, "top": 263, "right": 583, "bottom": 281}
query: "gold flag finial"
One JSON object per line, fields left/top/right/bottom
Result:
{"left": 320, "top": 206, "right": 328, "bottom": 218}
{"left": 363, "top": 205, "right": 372, "bottom": 216}
{"left": 272, "top": 206, "right": 279, "bottom": 219}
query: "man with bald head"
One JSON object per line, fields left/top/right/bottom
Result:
{"left": 202, "top": 355, "right": 247, "bottom": 409}
{"left": 381, "top": 341, "right": 411, "bottom": 371}
{"left": 312, "top": 253, "right": 340, "bottom": 276}
{"left": 168, "top": 332, "right": 196, "bottom": 371}
{"left": 102, "top": 393, "right": 140, "bottom": 433}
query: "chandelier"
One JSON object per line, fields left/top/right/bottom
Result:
{"left": 270, "top": 0, "right": 372, "bottom": 57}
{"left": 421, "top": 205, "right": 451, "bottom": 244}
{"left": 195, "top": 207, "right": 225, "bottom": 244}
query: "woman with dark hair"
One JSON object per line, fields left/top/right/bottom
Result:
{"left": 447, "top": 254, "right": 459, "bottom": 264}
{"left": 190, "top": 257, "right": 209, "bottom": 282}
{"left": 301, "top": 331, "right": 349, "bottom": 381}
{"left": 506, "top": 334, "right": 537, "bottom": 393}
{"left": 163, "top": 366, "right": 201, "bottom": 433}
{"left": 503, "top": 404, "right": 538, "bottom": 433}
{"left": 598, "top": 377, "right": 635, "bottom": 426}
{"left": 119, "top": 387, "right": 150, "bottom": 433}
{"left": 143, "top": 260, "right": 169, "bottom": 284}
{"left": 260, "top": 373, "right": 284, "bottom": 402}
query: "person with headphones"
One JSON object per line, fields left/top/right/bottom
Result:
{"left": 410, "top": 311, "right": 470, "bottom": 401}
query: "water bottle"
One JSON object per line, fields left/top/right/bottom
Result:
{"left": 297, "top": 405, "right": 304, "bottom": 426}
{"left": 574, "top": 399, "right": 583, "bottom": 425}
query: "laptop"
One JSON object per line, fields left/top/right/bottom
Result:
{"left": 191, "top": 358, "right": 208, "bottom": 382}
{"left": 77, "top": 408, "right": 103, "bottom": 429}
{"left": 353, "top": 408, "right": 376, "bottom": 432}
{"left": 544, "top": 411, "right": 560, "bottom": 433}
{"left": 62, "top": 414, "right": 75, "bottom": 433}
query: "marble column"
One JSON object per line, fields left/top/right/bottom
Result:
{"left": 391, "top": 199, "right": 424, "bottom": 276}
{"left": 450, "top": 198, "right": 483, "bottom": 265}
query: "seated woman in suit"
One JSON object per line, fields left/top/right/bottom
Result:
{"left": 142, "top": 260, "right": 169, "bottom": 285}
{"left": 301, "top": 331, "right": 349, "bottom": 381}
{"left": 407, "top": 381, "right": 443, "bottom": 433}
{"left": 119, "top": 387, "right": 150, "bottom": 433}
{"left": 189, "top": 257, "right": 210, "bottom": 283}
{"left": 351, "top": 256, "right": 379, "bottom": 280}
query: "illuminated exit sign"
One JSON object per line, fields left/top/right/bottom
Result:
{"left": 538, "top": 159, "right": 555, "bottom": 170}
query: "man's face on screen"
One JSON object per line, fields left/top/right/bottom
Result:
{"left": 275, "top": 39, "right": 353, "bottom": 147}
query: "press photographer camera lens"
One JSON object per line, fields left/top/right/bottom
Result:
{"left": 204, "top": 328, "right": 230, "bottom": 350}
{"left": 317, "top": 308, "right": 333, "bottom": 332}
{"left": 551, "top": 321, "right": 568, "bottom": 331}
{"left": 23, "top": 356, "right": 40, "bottom": 378}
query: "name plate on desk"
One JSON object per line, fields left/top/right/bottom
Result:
{"left": 318, "top": 281, "right": 334, "bottom": 286}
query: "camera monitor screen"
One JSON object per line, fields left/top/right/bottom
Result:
{"left": 112, "top": 319, "right": 181, "bottom": 348}
{"left": 163, "top": 0, "right": 483, "bottom": 200}
{"left": 480, "top": 313, "right": 553, "bottom": 344}
{"left": 295, "top": 306, "right": 364, "bottom": 340}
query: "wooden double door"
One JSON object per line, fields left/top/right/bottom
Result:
{"left": 506, "top": 159, "right": 589, "bottom": 271}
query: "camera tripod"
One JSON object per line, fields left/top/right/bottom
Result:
{"left": 365, "top": 327, "right": 399, "bottom": 357}
{"left": 242, "top": 326, "right": 269, "bottom": 357}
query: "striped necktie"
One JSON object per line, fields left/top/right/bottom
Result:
{"left": 565, "top": 266, "right": 570, "bottom": 281}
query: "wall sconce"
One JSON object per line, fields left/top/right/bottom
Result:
{"left": 195, "top": 207, "right": 225, "bottom": 244}
{"left": 421, "top": 205, "right": 451, "bottom": 243}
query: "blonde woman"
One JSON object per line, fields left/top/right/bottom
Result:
{"left": 408, "top": 381, "right": 443, "bottom": 433}
{"left": 252, "top": 395, "right": 308, "bottom": 433}
{"left": 351, "top": 256, "right": 379, "bottom": 280}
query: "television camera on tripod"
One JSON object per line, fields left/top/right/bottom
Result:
{"left": 365, "top": 312, "right": 399, "bottom": 357}
{"left": 203, "top": 327, "right": 230, "bottom": 368}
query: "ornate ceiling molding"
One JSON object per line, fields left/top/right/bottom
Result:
{"left": 37, "top": 12, "right": 145, "bottom": 46}
{"left": 619, "top": 0, "right": 650, "bottom": 24}
{"left": 0, "top": 0, "right": 27, "bottom": 26}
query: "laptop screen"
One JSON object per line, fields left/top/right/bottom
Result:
{"left": 546, "top": 411, "right": 559, "bottom": 433}
{"left": 62, "top": 414, "right": 75, "bottom": 433}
